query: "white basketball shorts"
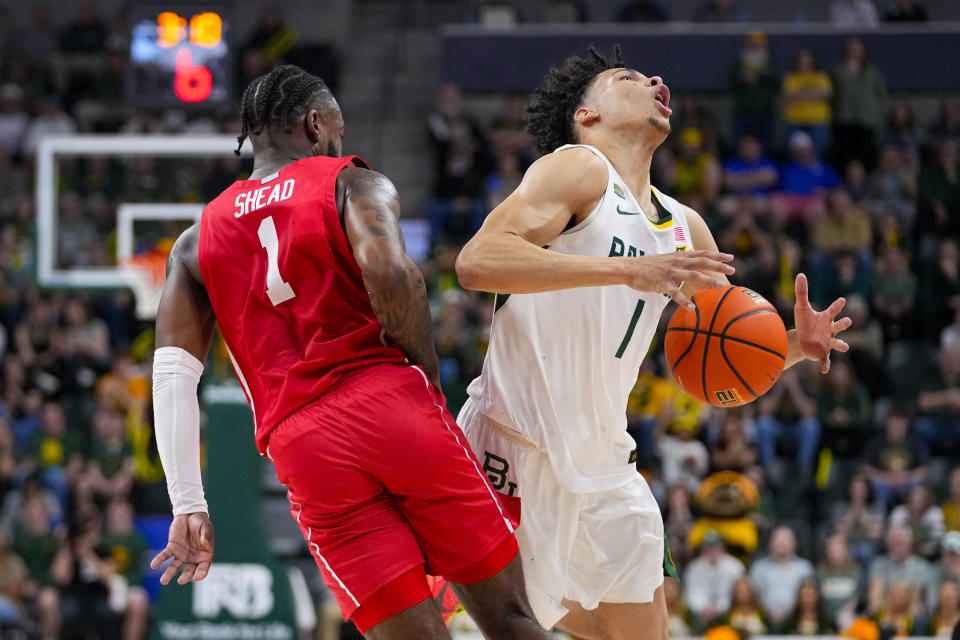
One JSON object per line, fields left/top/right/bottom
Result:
{"left": 458, "top": 399, "right": 665, "bottom": 630}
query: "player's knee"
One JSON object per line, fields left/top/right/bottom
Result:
{"left": 462, "top": 593, "right": 543, "bottom": 639}
{"left": 618, "top": 616, "right": 666, "bottom": 640}
{"left": 650, "top": 617, "right": 668, "bottom": 640}
{"left": 611, "top": 597, "right": 667, "bottom": 640}
{"left": 489, "top": 608, "right": 545, "bottom": 639}
{"left": 639, "top": 603, "right": 668, "bottom": 640}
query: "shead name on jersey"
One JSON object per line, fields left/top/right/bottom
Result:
{"left": 234, "top": 179, "right": 296, "bottom": 218}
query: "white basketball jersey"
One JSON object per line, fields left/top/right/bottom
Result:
{"left": 466, "top": 144, "right": 693, "bottom": 493}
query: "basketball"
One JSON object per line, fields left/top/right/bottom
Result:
{"left": 665, "top": 286, "right": 788, "bottom": 407}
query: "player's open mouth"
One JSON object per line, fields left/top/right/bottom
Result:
{"left": 653, "top": 85, "right": 672, "bottom": 116}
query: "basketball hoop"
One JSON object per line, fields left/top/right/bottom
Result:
{"left": 121, "top": 251, "right": 168, "bottom": 320}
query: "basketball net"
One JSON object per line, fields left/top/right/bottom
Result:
{"left": 121, "top": 250, "right": 168, "bottom": 320}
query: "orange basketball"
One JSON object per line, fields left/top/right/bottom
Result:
{"left": 664, "top": 285, "right": 787, "bottom": 407}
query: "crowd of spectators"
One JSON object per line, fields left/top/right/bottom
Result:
{"left": 0, "top": 0, "right": 958, "bottom": 639}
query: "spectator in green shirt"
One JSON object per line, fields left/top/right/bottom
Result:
{"left": 863, "top": 407, "right": 929, "bottom": 510}
{"left": 102, "top": 500, "right": 146, "bottom": 587}
{"left": 917, "top": 144, "right": 960, "bottom": 273}
{"left": 817, "top": 358, "right": 872, "bottom": 456}
{"left": 23, "top": 402, "right": 84, "bottom": 509}
{"left": 0, "top": 527, "right": 28, "bottom": 627}
{"left": 818, "top": 534, "right": 864, "bottom": 630}
{"left": 102, "top": 499, "right": 149, "bottom": 640}
{"left": 729, "top": 31, "right": 779, "bottom": 152}
{"left": 872, "top": 246, "right": 918, "bottom": 343}
{"left": 12, "top": 497, "right": 59, "bottom": 586}
{"left": 831, "top": 36, "right": 887, "bottom": 173}
{"left": 12, "top": 497, "right": 61, "bottom": 640}
{"left": 916, "top": 343, "right": 960, "bottom": 455}
{"left": 86, "top": 407, "right": 134, "bottom": 501}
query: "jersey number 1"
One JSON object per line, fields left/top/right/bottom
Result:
{"left": 258, "top": 216, "right": 296, "bottom": 305}
{"left": 615, "top": 299, "right": 646, "bottom": 359}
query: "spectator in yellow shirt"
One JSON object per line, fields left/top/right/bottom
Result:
{"left": 782, "top": 47, "right": 833, "bottom": 160}
{"left": 672, "top": 126, "right": 722, "bottom": 208}
{"left": 628, "top": 362, "right": 709, "bottom": 469}
{"left": 628, "top": 363, "right": 675, "bottom": 466}
{"left": 943, "top": 467, "right": 960, "bottom": 532}
{"left": 813, "top": 189, "right": 873, "bottom": 258}
{"left": 627, "top": 363, "right": 674, "bottom": 421}
{"left": 810, "top": 189, "right": 873, "bottom": 306}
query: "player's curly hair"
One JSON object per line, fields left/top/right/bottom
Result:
{"left": 235, "top": 65, "right": 336, "bottom": 156}
{"left": 525, "top": 45, "right": 625, "bottom": 156}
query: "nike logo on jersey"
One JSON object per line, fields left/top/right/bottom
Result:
{"left": 616, "top": 204, "right": 643, "bottom": 216}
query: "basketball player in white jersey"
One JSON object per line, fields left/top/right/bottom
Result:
{"left": 454, "top": 47, "right": 851, "bottom": 640}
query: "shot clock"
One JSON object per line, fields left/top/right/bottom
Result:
{"left": 127, "top": 6, "right": 232, "bottom": 107}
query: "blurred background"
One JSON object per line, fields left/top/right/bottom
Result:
{"left": 1, "top": 0, "right": 960, "bottom": 639}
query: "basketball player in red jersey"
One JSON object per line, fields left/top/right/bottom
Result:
{"left": 147, "top": 65, "right": 552, "bottom": 640}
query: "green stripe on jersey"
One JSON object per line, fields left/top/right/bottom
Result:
{"left": 664, "top": 535, "right": 680, "bottom": 581}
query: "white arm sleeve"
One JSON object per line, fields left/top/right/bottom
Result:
{"left": 153, "top": 346, "right": 208, "bottom": 516}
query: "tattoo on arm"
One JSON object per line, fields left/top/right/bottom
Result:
{"left": 366, "top": 259, "right": 434, "bottom": 360}
{"left": 345, "top": 171, "right": 437, "bottom": 382}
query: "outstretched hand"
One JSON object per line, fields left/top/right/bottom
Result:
{"left": 150, "top": 512, "right": 214, "bottom": 585}
{"left": 793, "top": 273, "right": 852, "bottom": 374}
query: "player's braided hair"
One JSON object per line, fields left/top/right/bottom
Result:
{"left": 235, "top": 65, "right": 335, "bottom": 156}
{"left": 525, "top": 45, "right": 625, "bottom": 156}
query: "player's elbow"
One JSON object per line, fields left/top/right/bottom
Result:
{"left": 455, "top": 243, "right": 484, "bottom": 290}
{"left": 361, "top": 258, "right": 411, "bottom": 292}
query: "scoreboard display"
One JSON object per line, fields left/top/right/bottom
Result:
{"left": 127, "top": 6, "right": 232, "bottom": 107}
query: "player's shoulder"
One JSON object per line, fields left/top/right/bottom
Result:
{"left": 172, "top": 222, "right": 201, "bottom": 255}
{"left": 529, "top": 145, "right": 607, "bottom": 180}
{"left": 335, "top": 168, "right": 399, "bottom": 223}
{"left": 518, "top": 147, "right": 607, "bottom": 204}
{"left": 679, "top": 202, "right": 707, "bottom": 229}
{"left": 168, "top": 222, "right": 204, "bottom": 282}
{"left": 294, "top": 155, "right": 373, "bottom": 186}
{"left": 336, "top": 165, "right": 396, "bottom": 194}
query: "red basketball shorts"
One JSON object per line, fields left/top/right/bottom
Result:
{"left": 267, "top": 363, "right": 519, "bottom": 633}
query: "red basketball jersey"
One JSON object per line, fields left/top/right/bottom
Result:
{"left": 198, "top": 155, "right": 406, "bottom": 454}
